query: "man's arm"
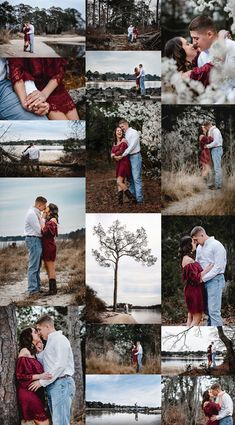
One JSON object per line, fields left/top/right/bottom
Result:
{"left": 202, "top": 243, "right": 226, "bottom": 282}
{"left": 26, "top": 211, "right": 41, "bottom": 234}
{"left": 121, "top": 131, "right": 139, "bottom": 157}
{"left": 39, "top": 341, "right": 71, "bottom": 387}
{"left": 206, "top": 128, "right": 222, "bottom": 148}
{"left": 216, "top": 394, "right": 233, "bottom": 420}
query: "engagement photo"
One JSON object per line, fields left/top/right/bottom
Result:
{"left": 0, "top": 178, "right": 85, "bottom": 306}
{"left": 162, "top": 1, "right": 235, "bottom": 104}
{"left": 162, "top": 216, "right": 235, "bottom": 326}
{"left": 86, "top": 0, "right": 160, "bottom": 51}
{"left": 0, "top": 305, "right": 85, "bottom": 425}
{"left": 0, "top": 0, "right": 85, "bottom": 57}
{"left": 86, "top": 100, "right": 161, "bottom": 212}
{"left": 161, "top": 105, "right": 235, "bottom": 216}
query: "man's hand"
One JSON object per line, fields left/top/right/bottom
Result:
{"left": 210, "top": 416, "right": 218, "bottom": 422}
{"left": 114, "top": 155, "right": 122, "bottom": 161}
{"left": 25, "top": 90, "right": 47, "bottom": 110}
{"left": 32, "top": 102, "right": 50, "bottom": 116}
{"left": 28, "top": 380, "right": 42, "bottom": 391}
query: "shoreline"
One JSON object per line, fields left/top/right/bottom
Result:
{"left": 100, "top": 311, "right": 137, "bottom": 324}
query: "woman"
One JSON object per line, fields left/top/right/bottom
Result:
{"left": 111, "top": 126, "right": 136, "bottom": 205}
{"left": 16, "top": 327, "right": 52, "bottom": 425}
{"left": 202, "top": 389, "right": 222, "bottom": 425}
{"left": 133, "top": 27, "right": 139, "bottom": 42}
{"left": 131, "top": 343, "right": 138, "bottom": 366}
{"left": 179, "top": 235, "right": 213, "bottom": 326}
{"left": 23, "top": 23, "right": 30, "bottom": 52}
{"left": 40, "top": 203, "right": 58, "bottom": 295}
{"left": 207, "top": 344, "right": 212, "bottom": 368}
{"left": 199, "top": 125, "right": 212, "bottom": 181}
{"left": 8, "top": 58, "right": 79, "bottom": 120}
{"left": 134, "top": 66, "right": 140, "bottom": 94}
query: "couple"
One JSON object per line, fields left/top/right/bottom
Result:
{"left": 111, "top": 118, "right": 143, "bottom": 205}
{"left": 127, "top": 24, "right": 138, "bottom": 43}
{"left": 199, "top": 121, "right": 223, "bottom": 190}
{"left": 202, "top": 383, "right": 233, "bottom": 424}
{"left": 16, "top": 315, "right": 75, "bottom": 425}
{"left": 180, "top": 226, "right": 227, "bottom": 326}
{"left": 23, "top": 21, "right": 34, "bottom": 53}
{"left": 24, "top": 196, "right": 58, "bottom": 296}
{"left": 207, "top": 342, "right": 216, "bottom": 368}
{"left": 165, "top": 15, "right": 235, "bottom": 92}
{"left": 0, "top": 58, "right": 79, "bottom": 120}
{"left": 131, "top": 342, "right": 143, "bottom": 373}
{"left": 22, "top": 143, "right": 40, "bottom": 172}
{"left": 134, "top": 64, "right": 145, "bottom": 95}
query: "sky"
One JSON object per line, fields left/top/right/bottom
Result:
{"left": 8, "top": 0, "right": 85, "bottom": 18}
{"left": 0, "top": 121, "right": 85, "bottom": 142}
{"left": 0, "top": 178, "right": 85, "bottom": 236}
{"left": 86, "top": 213, "right": 161, "bottom": 306}
{"left": 86, "top": 51, "right": 161, "bottom": 76}
{"left": 86, "top": 375, "right": 161, "bottom": 407}
{"left": 162, "top": 327, "right": 227, "bottom": 352}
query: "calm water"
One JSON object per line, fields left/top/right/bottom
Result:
{"left": 45, "top": 42, "right": 85, "bottom": 57}
{"left": 86, "top": 411, "right": 161, "bottom": 424}
{"left": 162, "top": 356, "right": 223, "bottom": 372}
{"left": 131, "top": 309, "right": 161, "bottom": 324}
{"left": 87, "top": 81, "right": 161, "bottom": 90}
{"left": 0, "top": 240, "right": 25, "bottom": 249}
{"left": 3, "top": 145, "right": 64, "bottom": 161}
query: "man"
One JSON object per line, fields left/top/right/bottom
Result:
{"left": 210, "top": 383, "right": 233, "bottom": 424}
{"left": 24, "top": 196, "right": 47, "bottom": 294}
{"left": 22, "top": 143, "right": 40, "bottom": 173}
{"left": 211, "top": 341, "right": 217, "bottom": 368}
{"left": 190, "top": 226, "right": 227, "bottom": 326}
{"left": 117, "top": 118, "right": 143, "bottom": 203}
{"left": 27, "top": 21, "right": 35, "bottom": 53}
{"left": 0, "top": 58, "right": 48, "bottom": 120}
{"left": 29, "top": 315, "right": 75, "bottom": 425}
{"left": 136, "top": 341, "right": 143, "bottom": 373}
{"left": 128, "top": 24, "right": 134, "bottom": 43}
{"left": 138, "top": 64, "right": 146, "bottom": 96}
{"left": 203, "top": 120, "right": 223, "bottom": 189}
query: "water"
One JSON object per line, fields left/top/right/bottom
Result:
{"left": 131, "top": 309, "right": 161, "bottom": 324}
{"left": 161, "top": 356, "right": 223, "bottom": 373}
{"left": 45, "top": 42, "right": 85, "bottom": 57}
{"left": 0, "top": 240, "right": 25, "bottom": 249}
{"left": 3, "top": 145, "right": 65, "bottom": 161}
{"left": 87, "top": 81, "right": 161, "bottom": 90}
{"left": 86, "top": 411, "right": 161, "bottom": 424}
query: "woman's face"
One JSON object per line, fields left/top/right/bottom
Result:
{"left": 31, "top": 328, "right": 40, "bottom": 344}
{"left": 116, "top": 127, "right": 123, "bottom": 139}
{"left": 180, "top": 38, "right": 197, "bottom": 62}
{"left": 191, "top": 238, "right": 197, "bottom": 252}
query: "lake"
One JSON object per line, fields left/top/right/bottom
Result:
{"left": 0, "top": 240, "right": 25, "bottom": 249}
{"left": 87, "top": 81, "right": 161, "bottom": 90}
{"left": 3, "top": 145, "right": 65, "bottom": 161}
{"left": 86, "top": 411, "right": 161, "bottom": 424}
{"left": 131, "top": 309, "right": 161, "bottom": 324}
{"left": 45, "top": 42, "right": 85, "bottom": 57}
{"left": 161, "top": 356, "right": 224, "bottom": 374}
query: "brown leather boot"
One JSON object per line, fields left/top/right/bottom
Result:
{"left": 49, "top": 279, "right": 57, "bottom": 295}
{"left": 124, "top": 189, "right": 137, "bottom": 204}
{"left": 118, "top": 191, "right": 123, "bottom": 205}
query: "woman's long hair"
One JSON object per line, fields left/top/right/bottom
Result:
{"left": 47, "top": 203, "right": 59, "bottom": 223}
{"left": 113, "top": 127, "right": 125, "bottom": 145}
{"left": 164, "top": 37, "right": 193, "bottom": 72}
{"left": 202, "top": 390, "right": 210, "bottom": 409}
{"left": 178, "top": 235, "right": 194, "bottom": 263}
{"left": 19, "top": 327, "right": 37, "bottom": 356}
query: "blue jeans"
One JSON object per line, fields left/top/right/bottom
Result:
{"left": 140, "top": 76, "right": 146, "bottom": 95}
{"left": 136, "top": 354, "right": 142, "bottom": 372}
{"left": 128, "top": 34, "right": 132, "bottom": 42}
{"left": 25, "top": 236, "right": 42, "bottom": 293}
{"left": 30, "top": 34, "right": 34, "bottom": 52}
{"left": 0, "top": 79, "right": 47, "bottom": 120}
{"left": 47, "top": 377, "right": 75, "bottom": 425}
{"left": 212, "top": 352, "right": 216, "bottom": 367}
{"left": 204, "top": 274, "right": 225, "bottom": 326}
{"left": 219, "top": 417, "right": 233, "bottom": 425}
{"left": 129, "top": 153, "right": 143, "bottom": 202}
{"left": 211, "top": 146, "right": 223, "bottom": 188}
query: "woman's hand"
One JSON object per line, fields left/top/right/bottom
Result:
{"left": 25, "top": 90, "right": 47, "bottom": 110}
{"left": 39, "top": 372, "right": 53, "bottom": 380}
{"left": 32, "top": 102, "right": 50, "bottom": 116}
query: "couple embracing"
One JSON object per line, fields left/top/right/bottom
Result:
{"left": 202, "top": 383, "right": 233, "bottom": 424}
{"left": 25, "top": 196, "right": 58, "bottom": 296}
{"left": 16, "top": 315, "right": 75, "bottom": 425}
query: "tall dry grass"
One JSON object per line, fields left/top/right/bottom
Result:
{"left": 86, "top": 354, "right": 161, "bottom": 374}
{"left": 0, "top": 29, "right": 12, "bottom": 44}
{"left": 162, "top": 170, "right": 206, "bottom": 206}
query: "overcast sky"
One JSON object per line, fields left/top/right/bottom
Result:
{"left": 86, "top": 375, "right": 161, "bottom": 407}
{"left": 86, "top": 51, "right": 161, "bottom": 75}
{"left": 162, "top": 327, "right": 226, "bottom": 352}
{"left": 86, "top": 213, "right": 161, "bottom": 306}
{"left": 0, "top": 178, "right": 85, "bottom": 236}
{"left": 8, "top": 0, "right": 85, "bottom": 18}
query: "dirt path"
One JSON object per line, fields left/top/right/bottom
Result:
{"left": 110, "top": 34, "right": 143, "bottom": 50}
{"left": 162, "top": 188, "right": 221, "bottom": 216}
{"left": 100, "top": 312, "right": 137, "bottom": 324}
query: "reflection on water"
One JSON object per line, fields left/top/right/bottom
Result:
{"left": 87, "top": 81, "right": 161, "bottom": 90}
{"left": 3, "top": 145, "right": 64, "bottom": 161}
{"left": 131, "top": 309, "right": 161, "bottom": 324}
{"left": 162, "top": 357, "right": 223, "bottom": 369}
{"left": 86, "top": 411, "right": 161, "bottom": 424}
{"left": 0, "top": 240, "right": 25, "bottom": 249}
{"left": 45, "top": 43, "right": 85, "bottom": 57}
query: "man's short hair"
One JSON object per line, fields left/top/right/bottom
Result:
{"left": 119, "top": 119, "right": 129, "bottom": 125}
{"left": 189, "top": 15, "right": 217, "bottom": 33}
{"left": 36, "top": 314, "right": 54, "bottom": 326}
{"left": 190, "top": 226, "right": 206, "bottom": 237}
{"left": 202, "top": 121, "right": 212, "bottom": 127}
{"left": 35, "top": 196, "right": 47, "bottom": 204}
{"left": 211, "top": 383, "right": 221, "bottom": 390}
{"left": 139, "top": 64, "right": 143, "bottom": 67}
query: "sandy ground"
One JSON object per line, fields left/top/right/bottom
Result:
{"left": 100, "top": 311, "right": 137, "bottom": 324}
{"left": 0, "top": 35, "right": 85, "bottom": 57}
{"left": 162, "top": 188, "right": 221, "bottom": 215}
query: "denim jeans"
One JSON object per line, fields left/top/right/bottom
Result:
{"left": 136, "top": 354, "right": 142, "bottom": 372}
{"left": 140, "top": 77, "right": 146, "bottom": 95}
{"left": 47, "top": 377, "right": 75, "bottom": 425}
{"left": 212, "top": 352, "right": 216, "bottom": 367}
{"left": 25, "top": 236, "right": 42, "bottom": 293}
{"left": 30, "top": 34, "right": 34, "bottom": 52}
{"left": 204, "top": 274, "right": 225, "bottom": 326}
{"left": 128, "top": 34, "right": 132, "bottom": 42}
{"left": 129, "top": 153, "right": 143, "bottom": 202}
{"left": 211, "top": 146, "right": 223, "bottom": 188}
{"left": 220, "top": 417, "right": 233, "bottom": 425}
{"left": 0, "top": 79, "right": 47, "bottom": 120}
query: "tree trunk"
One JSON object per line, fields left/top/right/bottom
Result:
{"left": 0, "top": 306, "right": 19, "bottom": 425}
{"left": 217, "top": 326, "right": 235, "bottom": 373}
{"left": 156, "top": 0, "right": 160, "bottom": 27}
{"left": 113, "top": 259, "right": 119, "bottom": 312}
{"left": 93, "top": 0, "right": 96, "bottom": 26}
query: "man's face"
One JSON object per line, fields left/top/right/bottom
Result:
{"left": 211, "top": 388, "right": 219, "bottom": 397}
{"left": 36, "top": 323, "right": 50, "bottom": 340}
{"left": 190, "top": 30, "right": 214, "bottom": 51}
{"left": 192, "top": 232, "right": 205, "bottom": 246}
{"left": 37, "top": 202, "right": 47, "bottom": 212}
{"left": 119, "top": 123, "right": 128, "bottom": 132}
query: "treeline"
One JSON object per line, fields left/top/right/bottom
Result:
{"left": 0, "top": 228, "right": 85, "bottom": 241}
{"left": 162, "top": 351, "right": 224, "bottom": 356}
{"left": 0, "top": 2, "right": 85, "bottom": 34}
{"left": 86, "top": 401, "right": 158, "bottom": 410}
{"left": 86, "top": 70, "right": 160, "bottom": 81}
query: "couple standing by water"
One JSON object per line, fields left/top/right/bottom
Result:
{"left": 131, "top": 341, "right": 143, "bottom": 373}
{"left": 207, "top": 342, "right": 217, "bottom": 369}
{"left": 16, "top": 314, "right": 75, "bottom": 425}
{"left": 25, "top": 196, "right": 58, "bottom": 296}
{"left": 134, "top": 64, "right": 146, "bottom": 96}
{"left": 199, "top": 121, "right": 223, "bottom": 190}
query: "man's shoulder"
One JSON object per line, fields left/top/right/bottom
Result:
{"left": 211, "top": 238, "right": 225, "bottom": 250}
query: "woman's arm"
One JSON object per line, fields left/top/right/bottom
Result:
{"left": 25, "top": 79, "right": 59, "bottom": 110}
{"left": 201, "top": 263, "right": 214, "bottom": 278}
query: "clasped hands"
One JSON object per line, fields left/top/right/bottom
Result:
{"left": 24, "top": 90, "right": 49, "bottom": 116}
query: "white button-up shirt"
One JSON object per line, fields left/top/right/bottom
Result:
{"left": 24, "top": 207, "right": 42, "bottom": 237}
{"left": 0, "top": 59, "right": 7, "bottom": 81}
{"left": 207, "top": 126, "right": 223, "bottom": 148}
{"left": 28, "top": 24, "right": 35, "bottom": 34}
{"left": 38, "top": 330, "right": 74, "bottom": 387}
{"left": 23, "top": 145, "right": 40, "bottom": 160}
{"left": 196, "top": 236, "right": 227, "bottom": 282}
{"left": 217, "top": 392, "right": 233, "bottom": 420}
{"left": 122, "top": 127, "right": 141, "bottom": 156}
{"left": 136, "top": 344, "right": 143, "bottom": 355}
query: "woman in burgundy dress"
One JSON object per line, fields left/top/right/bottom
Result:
{"left": 134, "top": 67, "right": 140, "bottom": 94}
{"left": 131, "top": 343, "right": 138, "bottom": 366}
{"left": 207, "top": 344, "right": 212, "bottom": 368}
{"left": 23, "top": 23, "right": 30, "bottom": 52}
{"left": 111, "top": 126, "right": 136, "bottom": 205}
{"left": 8, "top": 58, "right": 79, "bottom": 120}
{"left": 179, "top": 235, "right": 214, "bottom": 326}
{"left": 40, "top": 203, "right": 58, "bottom": 295}
{"left": 202, "top": 389, "right": 222, "bottom": 425}
{"left": 16, "top": 327, "right": 52, "bottom": 425}
{"left": 199, "top": 125, "right": 212, "bottom": 181}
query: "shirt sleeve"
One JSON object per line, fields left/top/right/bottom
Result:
{"left": 206, "top": 128, "right": 222, "bottom": 148}
{"left": 202, "top": 242, "right": 226, "bottom": 282}
{"left": 217, "top": 394, "right": 233, "bottom": 419}
{"left": 27, "top": 211, "right": 41, "bottom": 234}
{"left": 25, "top": 80, "right": 38, "bottom": 95}
{"left": 122, "top": 131, "right": 139, "bottom": 156}
{"left": 39, "top": 340, "right": 70, "bottom": 387}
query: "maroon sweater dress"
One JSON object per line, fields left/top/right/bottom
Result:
{"left": 199, "top": 135, "right": 212, "bottom": 167}
{"left": 16, "top": 356, "right": 48, "bottom": 422}
{"left": 42, "top": 220, "right": 58, "bottom": 261}
{"left": 111, "top": 140, "right": 131, "bottom": 179}
{"left": 203, "top": 401, "right": 220, "bottom": 425}
{"left": 183, "top": 262, "right": 204, "bottom": 314}
{"left": 190, "top": 62, "right": 213, "bottom": 87}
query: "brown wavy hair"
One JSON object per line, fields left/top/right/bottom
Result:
{"left": 164, "top": 37, "right": 193, "bottom": 72}
{"left": 47, "top": 203, "right": 59, "bottom": 223}
{"left": 179, "top": 235, "right": 194, "bottom": 262}
{"left": 19, "top": 327, "right": 37, "bottom": 356}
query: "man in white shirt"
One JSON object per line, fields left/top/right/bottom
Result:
{"left": 190, "top": 226, "right": 227, "bottom": 326}
{"left": 128, "top": 24, "right": 134, "bottom": 43}
{"left": 29, "top": 315, "right": 75, "bottom": 425}
{"left": 136, "top": 341, "right": 143, "bottom": 373}
{"left": 117, "top": 118, "right": 143, "bottom": 203}
{"left": 210, "top": 383, "right": 233, "bottom": 424}
{"left": 22, "top": 143, "right": 40, "bottom": 172}
{"left": 26, "top": 21, "right": 35, "bottom": 53}
{"left": 203, "top": 121, "right": 223, "bottom": 189}
{"left": 24, "top": 196, "right": 47, "bottom": 294}
{"left": 138, "top": 64, "right": 146, "bottom": 96}
{"left": 211, "top": 341, "right": 217, "bottom": 368}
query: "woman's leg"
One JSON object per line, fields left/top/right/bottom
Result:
{"left": 48, "top": 111, "right": 68, "bottom": 120}
{"left": 66, "top": 108, "right": 80, "bottom": 120}
{"left": 192, "top": 313, "right": 202, "bottom": 326}
{"left": 34, "top": 419, "right": 49, "bottom": 425}
{"left": 186, "top": 312, "right": 193, "bottom": 326}
{"left": 117, "top": 176, "right": 128, "bottom": 191}
{"left": 44, "top": 261, "right": 56, "bottom": 279}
